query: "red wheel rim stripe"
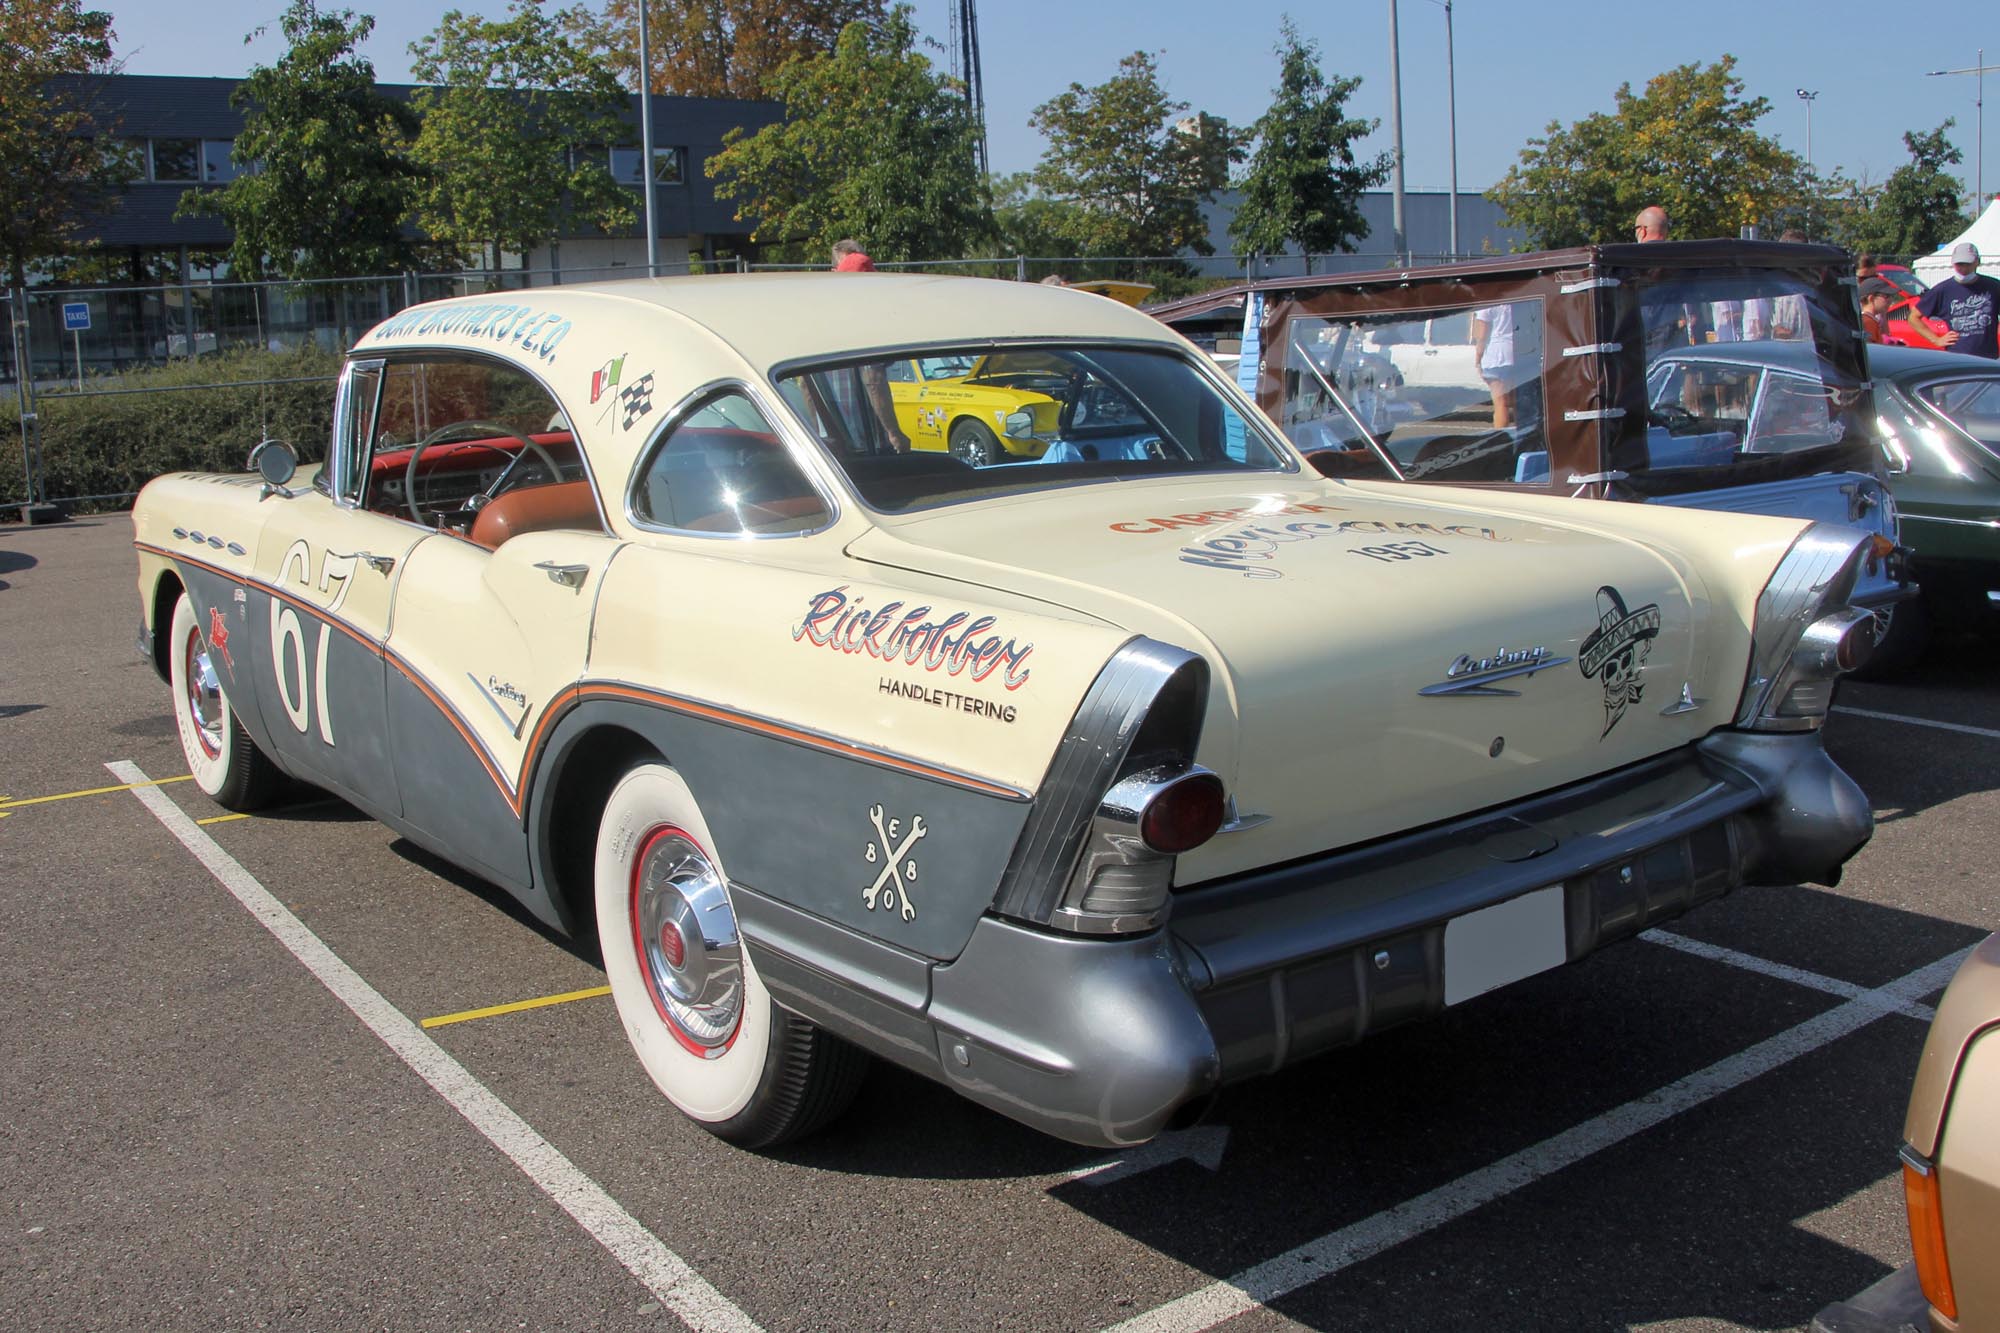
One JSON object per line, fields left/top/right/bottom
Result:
{"left": 627, "top": 823, "right": 740, "bottom": 1058}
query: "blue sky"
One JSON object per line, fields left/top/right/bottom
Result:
{"left": 110, "top": 0, "right": 1997, "bottom": 203}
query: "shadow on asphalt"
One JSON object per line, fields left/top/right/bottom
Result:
{"left": 0, "top": 546, "right": 36, "bottom": 590}
{"left": 387, "top": 835, "right": 598, "bottom": 965}
{"left": 767, "top": 888, "right": 1985, "bottom": 1330}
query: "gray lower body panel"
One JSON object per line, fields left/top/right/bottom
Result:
{"left": 742, "top": 729, "right": 1870, "bottom": 1147}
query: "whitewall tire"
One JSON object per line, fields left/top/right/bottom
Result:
{"left": 168, "top": 593, "right": 279, "bottom": 811}
{"left": 594, "top": 763, "right": 866, "bottom": 1147}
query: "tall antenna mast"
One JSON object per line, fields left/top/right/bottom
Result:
{"left": 948, "top": 0, "right": 989, "bottom": 176}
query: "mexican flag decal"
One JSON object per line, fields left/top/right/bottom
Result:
{"left": 590, "top": 354, "right": 626, "bottom": 405}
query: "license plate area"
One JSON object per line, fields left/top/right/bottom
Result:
{"left": 1444, "top": 884, "right": 1569, "bottom": 1005}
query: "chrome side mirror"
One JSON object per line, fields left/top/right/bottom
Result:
{"left": 249, "top": 439, "right": 299, "bottom": 498}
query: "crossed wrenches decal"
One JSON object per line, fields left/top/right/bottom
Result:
{"left": 864, "top": 803, "right": 925, "bottom": 921}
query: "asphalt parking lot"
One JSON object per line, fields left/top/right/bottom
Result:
{"left": 4, "top": 514, "right": 1995, "bottom": 1333}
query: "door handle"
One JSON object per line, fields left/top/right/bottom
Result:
{"left": 332, "top": 550, "right": 395, "bottom": 574}
{"left": 536, "top": 561, "right": 589, "bottom": 591}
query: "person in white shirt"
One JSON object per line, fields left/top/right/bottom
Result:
{"left": 1472, "top": 303, "right": 1516, "bottom": 428}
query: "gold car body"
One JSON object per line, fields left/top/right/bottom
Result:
{"left": 1904, "top": 931, "right": 2000, "bottom": 1331}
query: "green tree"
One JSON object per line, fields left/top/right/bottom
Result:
{"left": 1838, "top": 123, "right": 1970, "bottom": 258}
{"left": 990, "top": 172, "right": 1084, "bottom": 260}
{"left": 1488, "top": 56, "right": 1807, "bottom": 247}
{"left": 565, "top": 0, "right": 883, "bottom": 97}
{"left": 1229, "top": 20, "right": 1388, "bottom": 267}
{"left": 0, "top": 1, "right": 138, "bottom": 292}
{"left": 408, "top": 1, "right": 633, "bottom": 274}
{"left": 704, "top": 6, "right": 991, "bottom": 262}
{"left": 181, "top": 1, "right": 420, "bottom": 280}
{"left": 1028, "top": 51, "right": 1242, "bottom": 259}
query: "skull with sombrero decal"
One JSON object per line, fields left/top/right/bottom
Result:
{"left": 1578, "top": 585, "right": 1662, "bottom": 737}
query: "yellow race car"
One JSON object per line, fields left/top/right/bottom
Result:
{"left": 885, "top": 352, "right": 1070, "bottom": 465}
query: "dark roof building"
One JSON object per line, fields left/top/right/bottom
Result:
{"left": 56, "top": 73, "right": 783, "bottom": 281}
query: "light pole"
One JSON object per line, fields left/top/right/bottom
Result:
{"left": 1431, "top": 0, "right": 1457, "bottom": 259}
{"left": 1926, "top": 51, "right": 1995, "bottom": 214}
{"left": 1796, "top": 88, "right": 1818, "bottom": 174}
{"left": 1387, "top": 0, "right": 1407, "bottom": 265}
{"left": 1796, "top": 88, "right": 1818, "bottom": 237}
{"left": 638, "top": 0, "right": 659, "bottom": 276}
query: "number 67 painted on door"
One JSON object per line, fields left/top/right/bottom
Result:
{"left": 270, "top": 539, "right": 359, "bottom": 746}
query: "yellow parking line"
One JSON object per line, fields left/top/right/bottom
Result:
{"left": 0, "top": 774, "right": 193, "bottom": 814}
{"left": 197, "top": 812, "right": 251, "bottom": 825}
{"left": 422, "top": 985, "right": 613, "bottom": 1029}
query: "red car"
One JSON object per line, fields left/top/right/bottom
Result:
{"left": 1876, "top": 262, "right": 1927, "bottom": 298}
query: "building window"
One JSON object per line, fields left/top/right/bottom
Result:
{"left": 151, "top": 139, "right": 199, "bottom": 182}
{"left": 201, "top": 140, "right": 242, "bottom": 183}
{"left": 610, "top": 146, "right": 687, "bottom": 185}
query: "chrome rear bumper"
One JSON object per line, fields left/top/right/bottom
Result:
{"left": 743, "top": 730, "right": 1870, "bottom": 1147}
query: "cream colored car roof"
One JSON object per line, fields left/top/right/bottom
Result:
{"left": 351, "top": 272, "right": 1195, "bottom": 519}
{"left": 562, "top": 272, "right": 1177, "bottom": 362}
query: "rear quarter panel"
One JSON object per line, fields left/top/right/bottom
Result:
{"left": 580, "top": 542, "right": 1136, "bottom": 959}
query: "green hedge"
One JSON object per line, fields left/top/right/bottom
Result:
{"left": 1, "top": 347, "right": 340, "bottom": 514}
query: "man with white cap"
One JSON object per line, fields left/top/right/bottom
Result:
{"left": 1916, "top": 242, "right": 2000, "bottom": 358}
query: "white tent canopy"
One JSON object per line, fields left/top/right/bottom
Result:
{"left": 1911, "top": 198, "right": 2000, "bottom": 284}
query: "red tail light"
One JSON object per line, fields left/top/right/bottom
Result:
{"left": 1139, "top": 772, "right": 1227, "bottom": 854}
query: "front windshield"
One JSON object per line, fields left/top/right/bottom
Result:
{"left": 774, "top": 344, "right": 1290, "bottom": 511}
{"left": 1879, "top": 268, "right": 1927, "bottom": 298}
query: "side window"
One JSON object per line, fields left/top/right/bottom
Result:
{"left": 1748, "top": 374, "right": 1840, "bottom": 451}
{"left": 1279, "top": 302, "right": 1546, "bottom": 484}
{"left": 634, "top": 389, "right": 831, "bottom": 535}
{"left": 1918, "top": 379, "right": 2000, "bottom": 451}
{"left": 884, "top": 360, "right": 916, "bottom": 384}
{"left": 362, "top": 355, "right": 582, "bottom": 529}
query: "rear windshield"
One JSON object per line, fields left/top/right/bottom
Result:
{"left": 774, "top": 344, "right": 1292, "bottom": 511}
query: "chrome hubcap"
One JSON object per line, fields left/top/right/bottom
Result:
{"left": 629, "top": 828, "right": 743, "bottom": 1054}
{"left": 183, "top": 633, "right": 224, "bottom": 759}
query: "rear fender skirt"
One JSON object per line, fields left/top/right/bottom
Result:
{"left": 526, "top": 695, "right": 1032, "bottom": 961}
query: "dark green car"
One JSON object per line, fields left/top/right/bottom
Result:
{"left": 1872, "top": 344, "right": 2000, "bottom": 649}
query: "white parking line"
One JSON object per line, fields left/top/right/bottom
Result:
{"left": 1834, "top": 704, "right": 2000, "bottom": 741}
{"left": 1639, "top": 929, "right": 1936, "bottom": 1021}
{"left": 1107, "top": 945, "right": 1971, "bottom": 1333}
{"left": 108, "top": 760, "right": 764, "bottom": 1333}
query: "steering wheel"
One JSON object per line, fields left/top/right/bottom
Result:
{"left": 403, "top": 419, "right": 563, "bottom": 527}
{"left": 1648, "top": 403, "right": 1700, "bottom": 432}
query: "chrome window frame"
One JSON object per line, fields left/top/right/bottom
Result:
{"left": 623, "top": 377, "right": 842, "bottom": 541}
{"left": 327, "top": 358, "right": 384, "bottom": 506}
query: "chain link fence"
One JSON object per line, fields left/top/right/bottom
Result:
{"left": 0, "top": 248, "right": 1477, "bottom": 519}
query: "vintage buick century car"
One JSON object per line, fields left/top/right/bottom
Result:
{"left": 135, "top": 274, "right": 1878, "bottom": 1150}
